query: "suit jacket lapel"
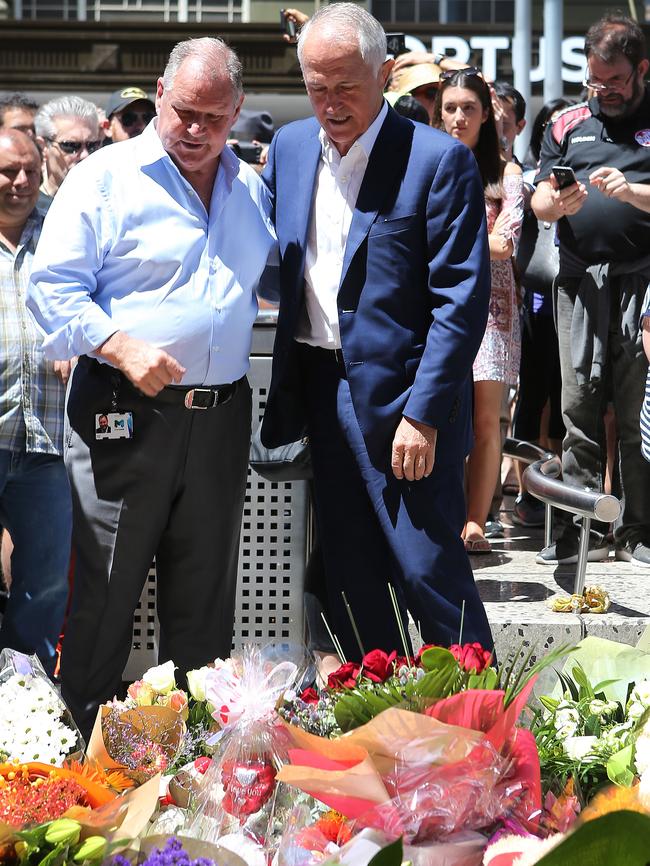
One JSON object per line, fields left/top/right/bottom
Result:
{"left": 296, "top": 128, "right": 321, "bottom": 250}
{"left": 340, "top": 109, "right": 411, "bottom": 287}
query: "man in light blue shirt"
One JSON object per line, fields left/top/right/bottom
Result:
{"left": 27, "top": 36, "right": 277, "bottom": 737}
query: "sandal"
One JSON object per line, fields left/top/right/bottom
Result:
{"left": 464, "top": 535, "right": 492, "bottom": 555}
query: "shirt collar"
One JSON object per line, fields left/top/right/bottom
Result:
{"left": 319, "top": 100, "right": 388, "bottom": 164}
{"left": 0, "top": 210, "right": 42, "bottom": 258}
{"left": 136, "top": 119, "right": 240, "bottom": 186}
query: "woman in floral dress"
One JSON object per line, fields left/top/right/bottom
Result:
{"left": 434, "top": 69, "right": 523, "bottom": 553}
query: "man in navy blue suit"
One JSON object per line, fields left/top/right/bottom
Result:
{"left": 261, "top": 3, "right": 493, "bottom": 659}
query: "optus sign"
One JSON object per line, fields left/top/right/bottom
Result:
{"left": 405, "top": 34, "right": 586, "bottom": 84}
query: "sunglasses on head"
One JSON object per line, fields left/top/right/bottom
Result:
{"left": 46, "top": 138, "right": 102, "bottom": 155}
{"left": 439, "top": 66, "right": 483, "bottom": 83}
{"left": 119, "top": 110, "right": 156, "bottom": 128}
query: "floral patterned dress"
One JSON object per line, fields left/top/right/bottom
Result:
{"left": 473, "top": 172, "right": 524, "bottom": 385}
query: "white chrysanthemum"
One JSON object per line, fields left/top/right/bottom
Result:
{"left": 0, "top": 672, "right": 77, "bottom": 765}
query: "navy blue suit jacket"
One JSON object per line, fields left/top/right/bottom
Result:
{"left": 261, "top": 107, "right": 490, "bottom": 469}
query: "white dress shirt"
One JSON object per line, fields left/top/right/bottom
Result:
{"left": 27, "top": 121, "right": 277, "bottom": 386}
{"left": 296, "top": 101, "right": 388, "bottom": 349}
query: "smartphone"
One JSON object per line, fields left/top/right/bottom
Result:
{"left": 280, "top": 9, "right": 297, "bottom": 39}
{"left": 234, "top": 141, "right": 263, "bottom": 164}
{"left": 386, "top": 32, "right": 407, "bottom": 57}
{"left": 552, "top": 165, "right": 578, "bottom": 190}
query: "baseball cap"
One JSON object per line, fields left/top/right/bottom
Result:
{"left": 230, "top": 109, "right": 275, "bottom": 144}
{"left": 106, "top": 87, "right": 154, "bottom": 119}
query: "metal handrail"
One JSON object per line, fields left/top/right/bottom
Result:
{"left": 503, "top": 437, "right": 621, "bottom": 596}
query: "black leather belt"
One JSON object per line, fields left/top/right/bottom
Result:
{"left": 159, "top": 383, "right": 238, "bottom": 409}
{"left": 78, "top": 356, "right": 239, "bottom": 409}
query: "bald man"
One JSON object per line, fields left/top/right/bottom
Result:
{"left": 0, "top": 128, "right": 72, "bottom": 676}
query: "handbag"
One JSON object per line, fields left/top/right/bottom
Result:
{"left": 249, "top": 422, "right": 312, "bottom": 481}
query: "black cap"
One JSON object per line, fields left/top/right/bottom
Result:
{"left": 106, "top": 87, "right": 154, "bottom": 119}
{"left": 230, "top": 109, "right": 275, "bottom": 144}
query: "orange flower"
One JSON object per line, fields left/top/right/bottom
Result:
{"left": 64, "top": 758, "right": 134, "bottom": 792}
{"left": 580, "top": 783, "right": 645, "bottom": 822}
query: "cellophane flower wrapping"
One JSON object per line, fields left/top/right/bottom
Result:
{"left": 278, "top": 683, "right": 541, "bottom": 863}
{"left": 186, "top": 645, "right": 305, "bottom": 857}
{"left": 0, "top": 648, "right": 84, "bottom": 765}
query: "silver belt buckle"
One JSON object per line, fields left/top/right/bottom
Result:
{"left": 184, "top": 388, "right": 217, "bottom": 409}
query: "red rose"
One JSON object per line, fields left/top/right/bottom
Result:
{"left": 449, "top": 642, "right": 492, "bottom": 673}
{"left": 361, "top": 649, "right": 397, "bottom": 683}
{"left": 327, "top": 662, "right": 361, "bottom": 689}
{"left": 300, "top": 687, "right": 320, "bottom": 704}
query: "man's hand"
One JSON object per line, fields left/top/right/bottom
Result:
{"left": 97, "top": 332, "right": 186, "bottom": 397}
{"left": 391, "top": 416, "right": 437, "bottom": 481}
{"left": 53, "top": 357, "right": 77, "bottom": 387}
{"left": 552, "top": 174, "right": 588, "bottom": 216}
{"left": 589, "top": 166, "right": 631, "bottom": 201}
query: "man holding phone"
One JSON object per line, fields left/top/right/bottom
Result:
{"left": 531, "top": 13, "right": 650, "bottom": 567}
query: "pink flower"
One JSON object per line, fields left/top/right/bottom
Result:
{"left": 167, "top": 689, "right": 189, "bottom": 713}
{"left": 127, "top": 680, "right": 155, "bottom": 706}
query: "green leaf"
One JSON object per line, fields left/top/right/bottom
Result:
{"left": 606, "top": 743, "right": 635, "bottom": 787}
{"left": 368, "top": 837, "right": 404, "bottom": 866}
{"left": 556, "top": 669, "right": 580, "bottom": 702}
{"left": 419, "top": 647, "right": 456, "bottom": 672}
{"left": 37, "top": 841, "right": 68, "bottom": 866}
{"left": 534, "top": 810, "right": 650, "bottom": 866}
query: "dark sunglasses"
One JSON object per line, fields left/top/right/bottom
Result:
{"left": 439, "top": 66, "right": 483, "bottom": 83}
{"left": 46, "top": 138, "right": 102, "bottom": 155}
{"left": 120, "top": 110, "right": 156, "bottom": 128}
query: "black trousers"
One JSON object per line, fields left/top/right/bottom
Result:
{"left": 61, "top": 359, "right": 251, "bottom": 739}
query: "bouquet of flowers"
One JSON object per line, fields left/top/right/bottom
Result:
{"left": 0, "top": 649, "right": 83, "bottom": 766}
{"left": 185, "top": 645, "right": 306, "bottom": 861}
{"left": 532, "top": 635, "right": 650, "bottom": 817}
{"left": 88, "top": 663, "right": 190, "bottom": 784}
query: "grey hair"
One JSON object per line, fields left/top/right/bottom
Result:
{"left": 297, "top": 2, "right": 387, "bottom": 75}
{"left": 162, "top": 37, "right": 243, "bottom": 101}
{"left": 34, "top": 95, "right": 99, "bottom": 140}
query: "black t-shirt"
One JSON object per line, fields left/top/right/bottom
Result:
{"left": 537, "top": 88, "right": 650, "bottom": 275}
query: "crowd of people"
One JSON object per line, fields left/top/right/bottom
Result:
{"left": 1, "top": 5, "right": 650, "bottom": 738}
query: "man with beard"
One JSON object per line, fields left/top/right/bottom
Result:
{"left": 532, "top": 14, "right": 650, "bottom": 567}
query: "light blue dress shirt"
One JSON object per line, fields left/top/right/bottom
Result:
{"left": 27, "top": 121, "right": 278, "bottom": 386}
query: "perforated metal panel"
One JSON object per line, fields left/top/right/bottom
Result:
{"left": 123, "top": 323, "right": 309, "bottom": 680}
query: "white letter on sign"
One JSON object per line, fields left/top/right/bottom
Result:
{"left": 431, "top": 36, "right": 471, "bottom": 64}
{"left": 470, "top": 36, "right": 510, "bottom": 82}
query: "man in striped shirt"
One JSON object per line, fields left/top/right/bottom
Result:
{"left": 0, "top": 127, "right": 71, "bottom": 675}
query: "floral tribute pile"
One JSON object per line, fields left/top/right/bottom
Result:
{"left": 6, "top": 632, "right": 650, "bottom": 865}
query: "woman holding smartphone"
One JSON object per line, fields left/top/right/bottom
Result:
{"left": 433, "top": 69, "right": 524, "bottom": 553}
